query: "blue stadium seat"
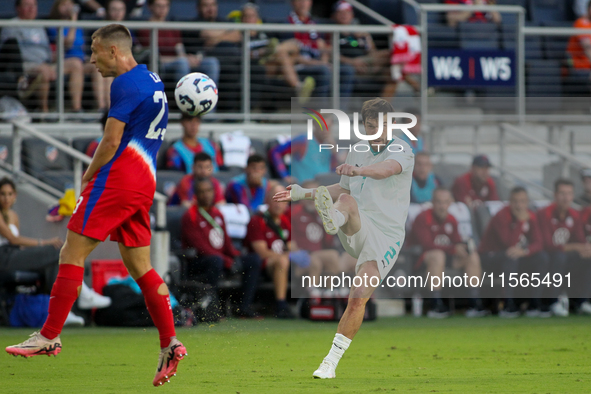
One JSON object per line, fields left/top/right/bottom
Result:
{"left": 529, "top": 0, "right": 568, "bottom": 24}
{"left": 428, "top": 23, "right": 459, "bottom": 49}
{"left": 364, "top": 0, "right": 403, "bottom": 24}
{"left": 458, "top": 22, "right": 500, "bottom": 50}
{"left": 501, "top": 24, "right": 543, "bottom": 60}
{"left": 542, "top": 21, "right": 572, "bottom": 61}
{"left": 526, "top": 59, "right": 562, "bottom": 97}
{"left": 257, "top": 0, "right": 291, "bottom": 23}
{"left": 38, "top": 0, "right": 53, "bottom": 19}
{"left": 169, "top": 0, "right": 196, "bottom": 21}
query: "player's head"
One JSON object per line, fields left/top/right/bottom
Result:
{"left": 106, "top": 0, "right": 126, "bottom": 21}
{"left": 554, "top": 178, "right": 574, "bottom": 210}
{"left": 192, "top": 152, "right": 213, "bottom": 179}
{"left": 90, "top": 24, "right": 133, "bottom": 78}
{"left": 361, "top": 98, "right": 394, "bottom": 149}
{"left": 16, "top": 0, "right": 37, "bottom": 19}
{"left": 180, "top": 113, "right": 202, "bottom": 139}
{"left": 509, "top": 186, "right": 529, "bottom": 217}
{"left": 581, "top": 168, "right": 591, "bottom": 195}
{"left": 194, "top": 178, "right": 214, "bottom": 208}
{"left": 301, "top": 180, "right": 319, "bottom": 212}
{"left": 245, "top": 154, "right": 267, "bottom": 186}
{"left": 148, "top": 0, "right": 170, "bottom": 21}
{"left": 432, "top": 186, "right": 452, "bottom": 220}
{"left": 470, "top": 155, "right": 492, "bottom": 183}
{"left": 413, "top": 152, "right": 432, "bottom": 181}
{"left": 0, "top": 177, "right": 17, "bottom": 210}
{"left": 49, "top": 0, "right": 75, "bottom": 20}
{"left": 197, "top": 0, "right": 218, "bottom": 21}
{"left": 267, "top": 182, "right": 288, "bottom": 217}
{"left": 241, "top": 2, "right": 260, "bottom": 23}
{"left": 291, "top": 0, "right": 312, "bottom": 18}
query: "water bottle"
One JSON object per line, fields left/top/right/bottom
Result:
{"left": 412, "top": 294, "right": 423, "bottom": 317}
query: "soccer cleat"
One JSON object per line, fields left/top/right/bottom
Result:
{"left": 5, "top": 331, "right": 62, "bottom": 358}
{"left": 465, "top": 307, "right": 490, "bottom": 318}
{"left": 313, "top": 359, "right": 336, "bottom": 379}
{"left": 153, "top": 338, "right": 187, "bottom": 387}
{"left": 499, "top": 300, "right": 520, "bottom": 318}
{"left": 577, "top": 301, "right": 591, "bottom": 315}
{"left": 77, "top": 287, "right": 112, "bottom": 310}
{"left": 550, "top": 301, "right": 569, "bottom": 317}
{"left": 314, "top": 186, "right": 339, "bottom": 235}
{"left": 427, "top": 300, "right": 450, "bottom": 319}
{"left": 64, "top": 311, "right": 85, "bottom": 326}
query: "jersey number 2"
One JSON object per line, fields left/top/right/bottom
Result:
{"left": 146, "top": 91, "right": 167, "bottom": 140}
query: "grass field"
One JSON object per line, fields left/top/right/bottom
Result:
{"left": 2, "top": 316, "right": 591, "bottom": 393}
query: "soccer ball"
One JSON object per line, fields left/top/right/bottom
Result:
{"left": 174, "top": 72, "right": 218, "bottom": 116}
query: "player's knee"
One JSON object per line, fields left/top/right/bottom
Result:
{"left": 348, "top": 294, "right": 369, "bottom": 310}
{"left": 279, "top": 255, "right": 290, "bottom": 271}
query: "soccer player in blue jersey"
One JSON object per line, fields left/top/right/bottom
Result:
{"left": 6, "top": 24, "right": 186, "bottom": 387}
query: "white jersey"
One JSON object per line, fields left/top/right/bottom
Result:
{"left": 339, "top": 138, "right": 414, "bottom": 242}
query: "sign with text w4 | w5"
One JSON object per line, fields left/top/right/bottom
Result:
{"left": 428, "top": 49, "right": 515, "bottom": 87}
{"left": 303, "top": 108, "right": 417, "bottom": 153}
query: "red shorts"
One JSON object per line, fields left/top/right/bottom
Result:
{"left": 68, "top": 186, "right": 153, "bottom": 247}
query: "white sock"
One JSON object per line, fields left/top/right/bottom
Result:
{"left": 333, "top": 209, "right": 346, "bottom": 228}
{"left": 324, "top": 333, "right": 352, "bottom": 367}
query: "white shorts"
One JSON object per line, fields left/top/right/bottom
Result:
{"left": 337, "top": 210, "right": 402, "bottom": 279}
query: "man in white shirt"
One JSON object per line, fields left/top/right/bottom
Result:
{"left": 273, "top": 97, "right": 414, "bottom": 379}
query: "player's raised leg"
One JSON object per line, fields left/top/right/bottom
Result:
{"left": 118, "top": 243, "right": 187, "bottom": 387}
{"left": 314, "top": 186, "right": 361, "bottom": 236}
{"left": 5, "top": 230, "right": 100, "bottom": 358}
{"left": 313, "top": 261, "right": 381, "bottom": 379}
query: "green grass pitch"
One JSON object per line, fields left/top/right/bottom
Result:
{"left": 2, "top": 316, "right": 590, "bottom": 393}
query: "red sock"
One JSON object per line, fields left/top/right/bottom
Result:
{"left": 40, "top": 264, "right": 84, "bottom": 340}
{"left": 136, "top": 269, "right": 176, "bottom": 348}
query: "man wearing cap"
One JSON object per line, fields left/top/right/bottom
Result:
{"left": 575, "top": 168, "right": 591, "bottom": 207}
{"left": 452, "top": 155, "right": 500, "bottom": 208}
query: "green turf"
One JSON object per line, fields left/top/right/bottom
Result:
{"left": 1, "top": 316, "right": 591, "bottom": 393}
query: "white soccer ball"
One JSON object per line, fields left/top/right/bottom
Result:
{"left": 174, "top": 72, "right": 218, "bottom": 116}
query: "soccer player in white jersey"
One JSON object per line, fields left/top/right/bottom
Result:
{"left": 273, "top": 98, "right": 415, "bottom": 379}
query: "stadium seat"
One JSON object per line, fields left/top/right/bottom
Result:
{"left": 215, "top": 166, "right": 243, "bottom": 185}
{"left": 166, "top": 205, "right": 188, "bottom": 252}
{"left": 156, "top": 139, "right": 173, "bottom": 170}
{"left": 169, "top": 0, "right": 196, "bottom": 21}
{"left": 365, "top": 0, "right": 403, "bottom": 24}
{"left": 501, "top": 25, "right": 544, "bottom": 61}
{"left": 257, "top": 0, "right": 292, "bottom": 23}
{"left": 458, "top": 22, "right": 500, "bottom": 50}
{"left": 0, "top": 270, "right": 41, "bottom": 326}
{"left": 428, "top": 24, "right": 459, "bottom": 49}
{"left": 526, "top": 59, "right": 562, "bottom": 97}
{"left": 432, "top": 162, "right": 467, "bottom": 189}
{"left": 529, "top": 0, "right": 569, "bottom": 24}
{"left": 542, "top": 21, "right": 572, "bottom": 61}
{"left": 37, "top": 0, "right": 53, "bottom": 18}
{"left": 72, "top": 137, "right": 96, "bottom": 155}
{"left": 156, "top": 170, "right": 185, "bottom": 200}
{"left": 22, "top": 138, "right": 74, "bottom": 190}
{"left": 249, "top": 138, "right": 267, "bottom": 157}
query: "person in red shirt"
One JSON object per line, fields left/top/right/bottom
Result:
{"left": 452, "top": 155, "right": 500, "bottom": 209}
{"left": 445, "top": 0, "right": 501, "bottom": 28}
{"left": 290, "top": 180, "right": 356, "bottom": 297}
{"left": 567, "top": 2, "right": 591, "bottom": 72}
{"left": 479, "top": 186, "right": 549, "bottom": 317}
{"left": 537, "top": 178, "right": 591, "bottom": 316}
{"left": 582, "top": 206, "right": 591, "bottom": 243}
{"left": 169, "top": 152, "right": 225, "bottom": 207}
{"left": 137, "top": 0, "right": 190, "bottom": 83}
{"left": 408, "top": 187, "right": 486, "bottom": 318}
{"left": 244, "top": 183, "right": 293, "bottom": 318}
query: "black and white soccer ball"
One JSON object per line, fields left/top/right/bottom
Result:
{"left": 174, "top": 72, "right": 218, "bottom": 116}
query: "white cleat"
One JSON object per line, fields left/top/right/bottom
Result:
{"left": 550, "top": 301, "right": 569, "bottom": 317}
{"left": 64, "top": 311, "right": 84, "bottom": 326}
{"left": 314, "top": 186, "right": 339, "bottom": 235}
{"left": 78, "top": 287, "right": 112, "bottom": 310}
{"left": 313, "top": 359, "right": 336, "bottom": 379}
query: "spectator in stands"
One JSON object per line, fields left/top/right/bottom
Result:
{"left": 445, "top": 0, "right": 501, "bottom": 28}
{"left": 287, "top": 0, "right": 355, "bottom": 99}
{"left": 452, "top": 155, "right": 499, "bottom": 208}
{"left": 576, "top": 168, "right": 591, "bottom": 207}
{"left": 225, "top": 154, "right": 269, "bottom": 212}
{"left": 180, "top": 179, "right": 239, "bottom": 307}
{"left": 166, "top": 113, "right": 222, "bottom": 174}
{"left": 400, "top": 109, "right": 425, "bottom": 154}
{"left": 290, "top": 180, "right": 356, "bottom": 296}
{"left": 383, "top": 24, "right": 422, "bottom": 97}
{"left": 244, "top": 183, "right": 293, "bottom": 318}
{"left": 0, "top": 177, "right": 110, "bottom": 324}
{"left": 48, "top": 0, "right": 107, "bottom": 112}
{"left": 583, "top": 203, "right": 591, "bottom": 243}
{"left": 574, "top": 0, "right": 591, "bottom": 19}
{"left": 269, "top": 117, "right": 340, "bottom": 183}
{"left": 479, "top": 186, "right": 549, "bottom": 317}
{"left": 137, "top": 0, "right": 195, "bottom": 84}
{"left": 240, "top": 3, "right": 316, "bottom": 102}
{"left": 408, "top": 187, "right": 486, "bottom": 318}
{"left": 182, "top": 0, "right": 242, "bottom": 85}
{"left": 331, "top": 1, "right": 390, "bottom": 92}
{"left": 170, "top": 152, "right": 225, "bottom": 207}
{"left": 0, "top": 0, "right": 55, "bottom": 113}
{"left": 99, "top": 0, "right": 145, "bottom": 19}
{"left": 567, "top": 2, "right": 591, "bottom": 75}
{"left": 537, "top": 178, "right": 591, "bottom": 316}
{"left": 411, "top": 152, "right": 442, "bottom": 204}
{"left": 72, "top": 0, "right": 107, "bottom": 18}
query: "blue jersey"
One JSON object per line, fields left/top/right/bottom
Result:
{"left": 94, "top": 64, "right": 167, "bottom": 197}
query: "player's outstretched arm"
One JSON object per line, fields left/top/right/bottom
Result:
{"left": 82, "top": 117, "right": 125, "bottom": 189}
{"left": 273, "top": 184, "right": 349, "bottom": 203}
